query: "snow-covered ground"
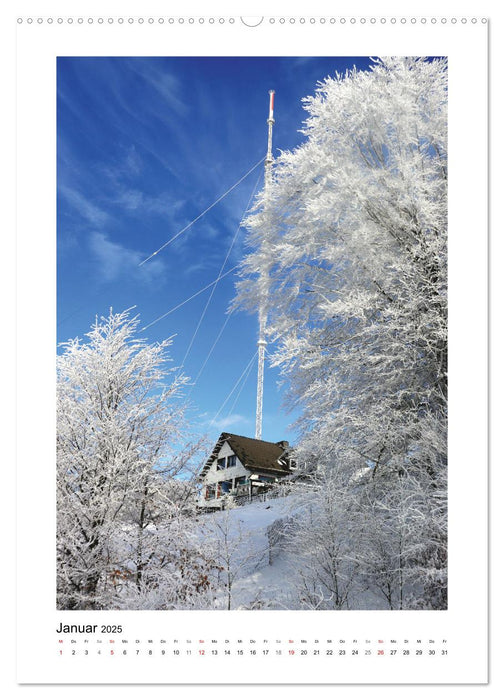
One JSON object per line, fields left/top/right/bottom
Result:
{"left": 196, "top": 496, "right": 300, "bottom": 610}
{"left": 195, "top": 494, "right": 388, "bottom": 611}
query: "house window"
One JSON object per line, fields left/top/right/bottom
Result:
{"left": 227, "top": 454, "right": 237, "bottom": 468}
{"left": 217, "top": 457, "right": 226, "bottom": 470}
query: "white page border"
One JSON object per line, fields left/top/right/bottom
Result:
{"left": 16, "top": 14, "right": 488, "bottom": 685}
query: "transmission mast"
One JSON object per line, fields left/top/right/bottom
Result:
{"left": 255, "top": 89, "right": 275, "bottom": 440}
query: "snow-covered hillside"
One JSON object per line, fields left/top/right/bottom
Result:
{"left": 195, "top": 495, "right": 385, "bottom": 611}
{"left": 196, "top": 496, "right": 296, "bottom": 610}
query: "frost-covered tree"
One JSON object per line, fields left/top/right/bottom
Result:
{"left": 236, "top": 57, "right": 447, "bottom": 609}
{"left": 286, "top": 473, "right": 363, "bottom": 610}
{"left": 205, "top": 511, "right": 261, "bottom": 610}
{"left": 57, "top": 309, "right": 209, "bottom": 609}
{"left": 109, "top": 495, "right": 216, "bottom": 610}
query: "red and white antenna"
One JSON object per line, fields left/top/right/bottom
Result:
{"left": 266, "top": 89, "right": 275, "bottom": 167}
{"left": 255, "top": 90, "right": 275, "bottom": 440}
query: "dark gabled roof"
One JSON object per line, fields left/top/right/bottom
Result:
{"left": 199, "top": 432, "right": 293, "bottom": 480}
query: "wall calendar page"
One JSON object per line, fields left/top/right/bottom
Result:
{"left": 15, "top": 1, "right": 488, "bottom": 687}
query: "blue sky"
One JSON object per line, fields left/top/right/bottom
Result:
{"left": 57, "top": 56, "right": 373, "bottom": 446}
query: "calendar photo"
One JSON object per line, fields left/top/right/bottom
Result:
{"left": 56, "top": 55, "right": 447, "bottom": 613}
{"left": 15, "top": 14, "right": 488, "bottom": 685}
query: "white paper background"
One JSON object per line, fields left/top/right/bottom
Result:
{"left": 7, "top": 0, "right": 493, "bottom": 695}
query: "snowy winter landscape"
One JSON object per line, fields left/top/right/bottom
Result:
{"left": 193, "top": 494, "right": 397, "bottom": 611}
{"left": 57, "top": 56, "right": 447, "bottom": 611}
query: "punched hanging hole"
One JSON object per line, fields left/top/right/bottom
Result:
{"left": 240, "top": 16, "right": 264, "bottom": 27}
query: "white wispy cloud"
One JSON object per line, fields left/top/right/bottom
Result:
{"left": 114, "top": 189, "right": 145, "bottom": 211}
{"left": 89, "top": 231, "right": 166, "bottom": 283}
{"left": 101, "top": 144, "right": 143, "bottom": 184}
{"left": 113, "top": 189, "right": 187, "bottom": 218}
{"left": 208, "top": 414, "right": 250, "bottom": 431}
{"left": 57, "top": 230, "right": 79, "bottom": 257}
{"left": 123, "top": 144, "right": 143, "bottom": 175}
{"left": 59, "top": 185, "right": 110, "bottom": 226}
{"left": 125, "top": 60, "right": 187, "bottom": 118}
